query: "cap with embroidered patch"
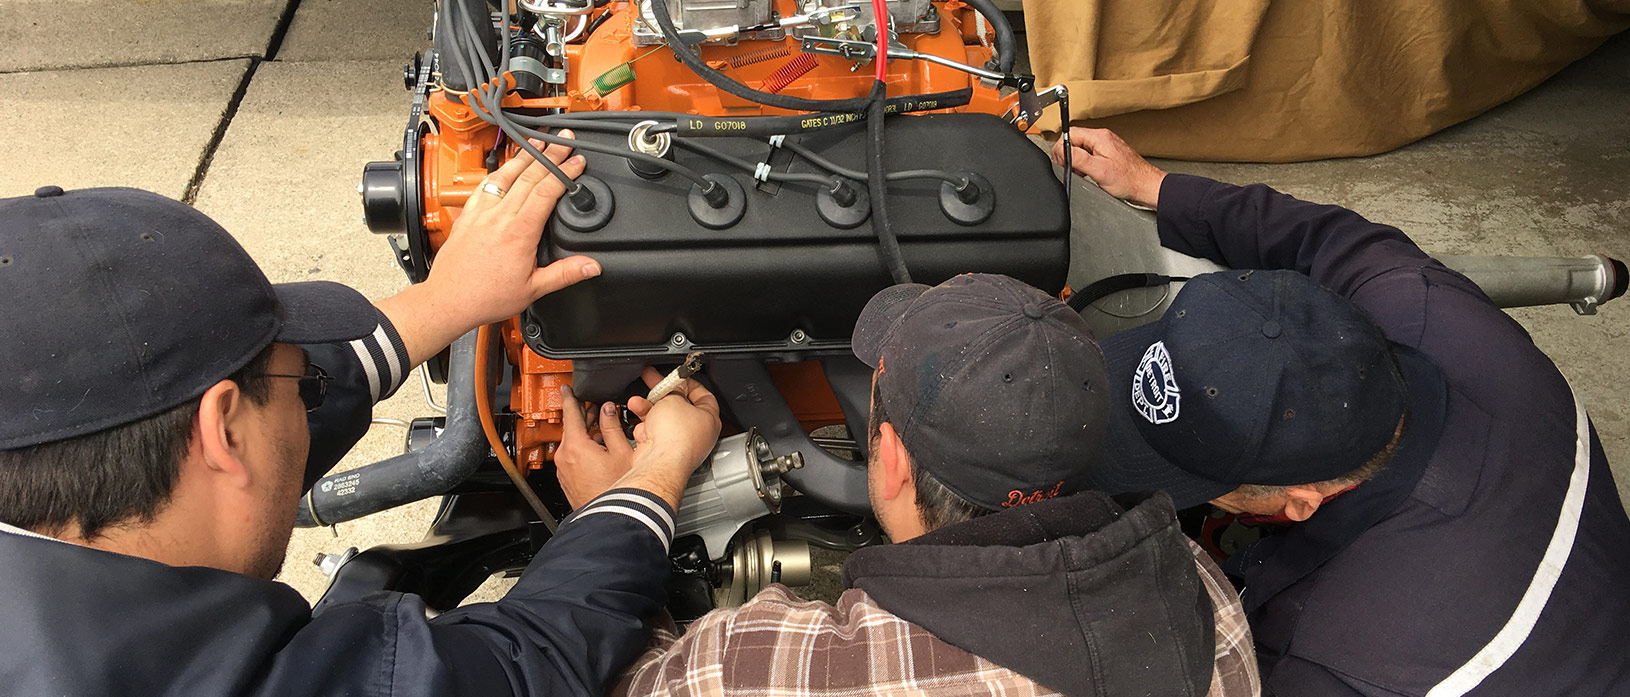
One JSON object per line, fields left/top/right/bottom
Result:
{"left": 851, "top": 274, "right": 1110, "bottom": 511}
{"left": 0, "top": 186, "right": 380, "bottom": 450}
{"left": 1094, "top": 270, "right": 1419, "bottom": 508}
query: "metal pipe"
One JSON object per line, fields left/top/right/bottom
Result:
{"left": 1437, "top": 254, "right": 1626, "bottom": 315}
{"left": 296, "top": 332, "right": 488, "bottom": 527}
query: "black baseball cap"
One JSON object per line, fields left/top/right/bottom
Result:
{"left": 1093, "top": 269, "right": 1430, "bottom": 508}
{"left": 852, "top": 274, "right": 1110, "bottom": 511}
{"left": 0, "top": 186, "right": 380, "bottom": 450}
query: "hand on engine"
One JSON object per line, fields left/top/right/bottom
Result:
{"left": 555, "top": 368, "right": 722, "bottom": 511}
{"left": 557, "top": 386, "right": 636, "bottom": 509}
{"left": 433, "top": 130, "right": 600, "bottom": 325}
{"left": 375, "top": 130, "right": 602, "bottom": 368}
{"left": 618, "top": 367, "right": 723, "bottom": 510}
{"left": 1051, "top": 127, "right": 1168, "bottom": 210}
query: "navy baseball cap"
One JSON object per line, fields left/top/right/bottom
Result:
{"left": 1093, "top": 270, "right": 1429, "bottom": 508}
{"left": 0, "top": 186, "right": 380, "bottom": 450}
{"left": 852, "top": 274, "right": 1110, "bottom": 511}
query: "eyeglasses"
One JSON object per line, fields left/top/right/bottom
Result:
{"left": 252, "top": 363, "right": 332, "bottom": 412}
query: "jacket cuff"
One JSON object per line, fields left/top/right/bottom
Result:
{"left": 1155, "top": 173, "right": 1226, "bottom": 259}
{"left": 563, "top": 488, "right": 676, "bottom": 553}
{"left": 344, "top": 313, "right": 413, "bottom": 404}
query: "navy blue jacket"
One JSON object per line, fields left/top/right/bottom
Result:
{"left": 1157, "top": 174, "right": 1630, "bottom": 696}
{"left": 0, "top": 316, "right": 675, "bottom": 697}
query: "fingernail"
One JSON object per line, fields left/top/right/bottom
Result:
{"left": 602, "top": 402, "right": 617, "bottom": 415}
{"left": 529, "top": 138, "right": 545, "bottom": 148}
{"left": 560, "top": 128, "right": 575, "bottom": 138}
{"left": 568, "top": 155, "right": 585, "bottom": 166}
{"left": 582, "top": 262, "right": 601, "bottom": 278}
{"left": 560, "top": 385, "right": 573, "bottom": 398}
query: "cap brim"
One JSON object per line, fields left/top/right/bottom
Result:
{"left": 272, "top": 281, "right": 380, "bottom": 344}
{"left": 851, "top": 283, "right": 930, "bottom": 368}
{"left": 1096, "top": 321, "right": 1238, "bottom": 509}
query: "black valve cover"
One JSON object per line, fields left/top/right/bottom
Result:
{"left": 524, "top": 113, "right": 1069, "bottom": 359}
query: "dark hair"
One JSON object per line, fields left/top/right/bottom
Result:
{"left": 0, "top": 347, "right": 276, "bottom": 539}
{"left": 868, "top": 377, "right": 989, "bottom": 532}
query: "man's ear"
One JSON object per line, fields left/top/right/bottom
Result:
{"left": 195, "top": 379, "right": 253, "bottom": 487}
{"left": 876, "top": 421, "right": 914, "bottom": 503}
{"left": 1283, "top": 485, "right": 1327, "bottom": 522}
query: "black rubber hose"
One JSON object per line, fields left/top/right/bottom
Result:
{"left": 959, "top": 0, "right": 1017, "bottom": 73}
{"left": 506, "top": 121, "right": 715, "bottom": 188}
{"left": 297, "top": 333, "right": 487, "bottom": 527}
{"left": 649, "top": 0, "right": 874, "bottom": 113}
{"left": 450, "top": 11, "right": 586, "bottom": 199}
{"left": 865, "top": 81, "right": 911, "bottom": 284}
{"left": 782, "top": 140, "right": 967, "bottom": 186}
{"left": 434, "top": 0, "right": 495, "bottom": 91}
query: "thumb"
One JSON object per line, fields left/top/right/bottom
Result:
{"left": 529, "top": 255, "right": 602, "bottom": 299}
{"left": 600, "top": 402, "right": 632, "bottom": 455}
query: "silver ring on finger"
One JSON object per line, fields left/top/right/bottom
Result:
{"left": 481, "top": 182, "right": 507, "bottom": 198}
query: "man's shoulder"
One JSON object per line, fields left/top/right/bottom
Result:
{"left": 701, "top": 585, "right": 898, "bottom": 638}
{"left": 0, "top": 530, "right": 326, "bottom": 695}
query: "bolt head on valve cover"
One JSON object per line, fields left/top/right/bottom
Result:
{"left": 555, "top": 175, "right": 615, "bottom": 233}
{"left": 939, "top": 171, "right": 996, "bottom": 226}
{"left": 688, "top": 173, "right": 747, "bottom": 230}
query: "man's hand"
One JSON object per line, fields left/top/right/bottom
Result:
{"left": 376, "top": 132, "right": 602, "bottom": 367}
{"left": 557, "top": 388, "right": 635, "bottom": 509}
{"left": 556, "top": 367, "right": 723, "bottom": 510}
{"left": 1051, "top": 127, "right": 1168, "bottom": 210}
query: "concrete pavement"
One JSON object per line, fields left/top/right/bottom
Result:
{"left": 0, "top": 1, "right": 1625, "bottom": 606}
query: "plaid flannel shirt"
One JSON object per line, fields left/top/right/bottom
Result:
{"left": 614, "top": 538, "right": 1259, "bottom": 696}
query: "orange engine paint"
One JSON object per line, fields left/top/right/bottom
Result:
{"left": 418, "top": 0, "right": 1015, "bottom": 464}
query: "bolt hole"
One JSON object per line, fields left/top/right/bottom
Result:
{"left": 139, "top": 233, "right": 156, "bottom": 243}
{"left": 1175, "top": 309, "right": 1186, "bottom": 318}
{"left": 1082, "top": 380, "right": 1092, "bottom": 390}
{"left": 1205, "top": 387, "right": 1218, "bottom": 398}
{"left": 0, "top": 256, "right": 10, "bottom": 266}
{"left": 1283, "top": 409, "right": 1296, "bottom": 419}
{"left": 1002, "top": 373, "right": 1013, "bottom": 383}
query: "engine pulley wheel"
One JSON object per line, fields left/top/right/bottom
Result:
{"left": 555, "top": 175, "right": 616, "bottom": 233}
{"left": 688, "top": 174, "right": 747, "bottom": 230}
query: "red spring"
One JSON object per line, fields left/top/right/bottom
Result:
{"left": 725, "top": 43, "right": 793, "bottom": 69}
{"left": 760, "top": 54, "right": 820, "bottom": 94}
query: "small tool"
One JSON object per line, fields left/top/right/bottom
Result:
{"left": 646, "top": 351, "right": 705, "bottom": 403}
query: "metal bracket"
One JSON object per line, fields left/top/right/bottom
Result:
{"left": 1005, "top": 83, "right": 1066, "bottom": 131}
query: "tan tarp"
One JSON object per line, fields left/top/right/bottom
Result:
{"left": 1024, "top": 0, "right": 1630, "bottom": 162}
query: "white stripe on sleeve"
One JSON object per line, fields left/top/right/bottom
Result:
{"left": 1426, "top": 383, "right": 1592, "bottom": 696}
{"left": 570, "top": 508, "right": 671, "bottom": 553}
{"left": 348, "top": 336, "right": 382, "bottom": 402}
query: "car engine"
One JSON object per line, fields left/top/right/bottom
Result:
{"left": 317, "top": 0, "right": 1075, "bottom": 615}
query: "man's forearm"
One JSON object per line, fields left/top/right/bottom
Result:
{"left": 373, "top": 282, "right": 473, "bottom": 370}
{"left": 428, "top": 487, "right": 676, "bottom": 695}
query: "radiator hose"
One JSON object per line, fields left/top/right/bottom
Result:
{"left": 296, "top": 332, "right": 488, "bottom": 527}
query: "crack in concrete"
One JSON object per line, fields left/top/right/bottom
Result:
{"left": 264, "top": 0, "right": 305, "bottom": 61}
{"left": 0, "top": 57, "right": 262, "bottom": 76}
{"left": 181, "top": 0, "right": 304, "bottom": 204}
{"left": 182, "top": 61, "right": 260, "bottom": 205}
